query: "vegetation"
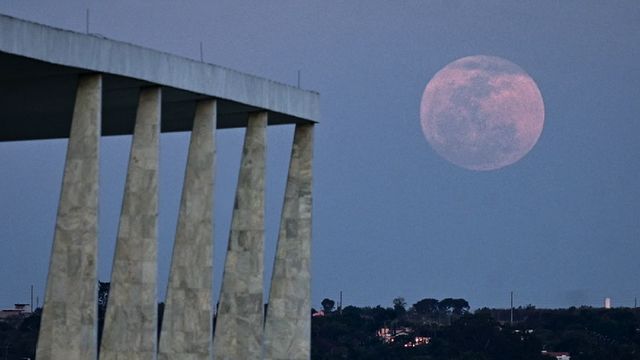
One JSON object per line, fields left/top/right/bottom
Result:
{"left": 1, "top": 293, "right": 639, "bottom": 359}
{"left": 311, "top": 298, "right": 640, "bottom": 360}
{"left": 0, "top": 309, "right": 39, "bottom": 360}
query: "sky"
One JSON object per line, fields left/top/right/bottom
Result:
{"left": 0, "top": 1, "right": 638, "bottom": 310}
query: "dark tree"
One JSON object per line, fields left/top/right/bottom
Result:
{"left": 369, "top": 305, "right": 397, "bottom": 327}
{"left": 434, "top": 298, "right": 470, "bottom": 325}
{"left": 98, "top": 281, "right": 110, "bottom": 308}
{"left": 321, "top": 298, "right": 335, "bottom": 313}
{"left": 393, "top": 297, "right": 407, "bottom": 315}
{"left": 413, "top": 298, "right": 440, "bottom": 315}
{"left": 450, "top": 298, "right": 470, "bottom": 315}
{"left": 97, "top": 281, "right": 110, "bottom": 347}
{"left": 438, "top": 298, "right": 455, "bottom": 315}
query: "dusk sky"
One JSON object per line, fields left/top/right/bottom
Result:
{"left": 0, "top": 1, "right": 638, "bottom": 311}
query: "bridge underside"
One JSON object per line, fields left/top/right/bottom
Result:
{"left": 0, "top": 52, "right": 312, "bottom": 142}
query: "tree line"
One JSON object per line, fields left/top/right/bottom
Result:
{"left": 1, "top": 289, "right": 639, "bottom": 359}
{"left": 312, "top": 296, "right": 640, "bottom": 360}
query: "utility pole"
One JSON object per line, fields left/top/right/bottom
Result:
{"left": 510, "top": 291, "right": 514, "bottom": 325}
{"left": 339, "top": 291, "right": 343, "bottom": 315}
{"left": 30, "top": 285, "right": 34, "bottom": 312}
{"left": 85, "top": 8, "right": 90, "bottom": 34}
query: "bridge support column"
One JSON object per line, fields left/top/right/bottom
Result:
{"left": 100, "top": 87, "right": 161, "bottom": 360}
{"left": 264, "top": 123, "right": 314, "bottom": 360}
{"left": 37, "top": 73, "right": 102, "bottom": 360}
{"left": 159, "top": 99, "right": 216, "bottom": 360}
{"left": 213, "top": 112, "right": 267, "bottom": 360}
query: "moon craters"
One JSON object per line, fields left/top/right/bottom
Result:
{"left": 420, "top": 55, "right": 544, "bottom": 171}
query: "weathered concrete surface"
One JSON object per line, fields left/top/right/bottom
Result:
{"left": 213, "top": 112, "right": 267, "bottom": 360}
{"left": 100, "top": 87, "right": 161, "bottom": 360}
{"left": 36, "top": 74, "right": 101, "bottom": 360}
{"left": 159, "top": 99, "right": 216, "bottom": 360}
{"left": 263, "top": 124, "right": 314, "bottom": 360}
{"left": 0, "top": 14, "right": 319, "bottom": 126}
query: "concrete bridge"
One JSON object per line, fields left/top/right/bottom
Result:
{"left": 0, "top": 14, "right": 316, "bottom": 360}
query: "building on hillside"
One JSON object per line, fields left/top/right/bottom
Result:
{"left": 542, "top": 350, "right": 571, "bottom": 360}
{"left": 0, "top": 303, "right": 32, "bottom": 319}
{"left": 403, "top": 336, "right": 430, "bottom": 348}
{"left": 376, "top": 326, "right": 430, "bottom": 348}
{"left": 376, "top": 326, "right": 412, "bottom": 343}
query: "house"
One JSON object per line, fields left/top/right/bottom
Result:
{"left": 377, "top": 327, "right": 430, "bottom": 347}
{"left": 542, "top": 350, "right": 571, "bottom": 360}
{"left": 376, "top": 326, "right": 412, "bottom": 343}
{"left": 0, "top": 303, "right": 31, "bottom": 319}
{"left": 403, "top": 336, "right": 430, "bottom": 348}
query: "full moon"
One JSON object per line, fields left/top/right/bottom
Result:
{"left": 420, "top": 55, "right": 544, "bottom": 171}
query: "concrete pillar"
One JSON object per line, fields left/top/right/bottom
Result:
{"left": 100, "top": 87, "right": 161, "bottom": 360}
{"left": 158, "top": 99, "right": 216, "bottom": 360}
{"left": 213, "top": 112, "right": 267, "bottom": 360}
{"left": 36, "top": 74, "right": 101, "bottom": 360}
{"left": 263, "top": 124, "right": 314, "bottom": 360}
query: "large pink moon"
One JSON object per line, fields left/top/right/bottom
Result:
{"left": 420, "top": 55, "right": 545, "bottom": 171}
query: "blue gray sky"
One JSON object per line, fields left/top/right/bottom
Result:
{"left": 0, "top": 1, "right": 638, "bottom": 310}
